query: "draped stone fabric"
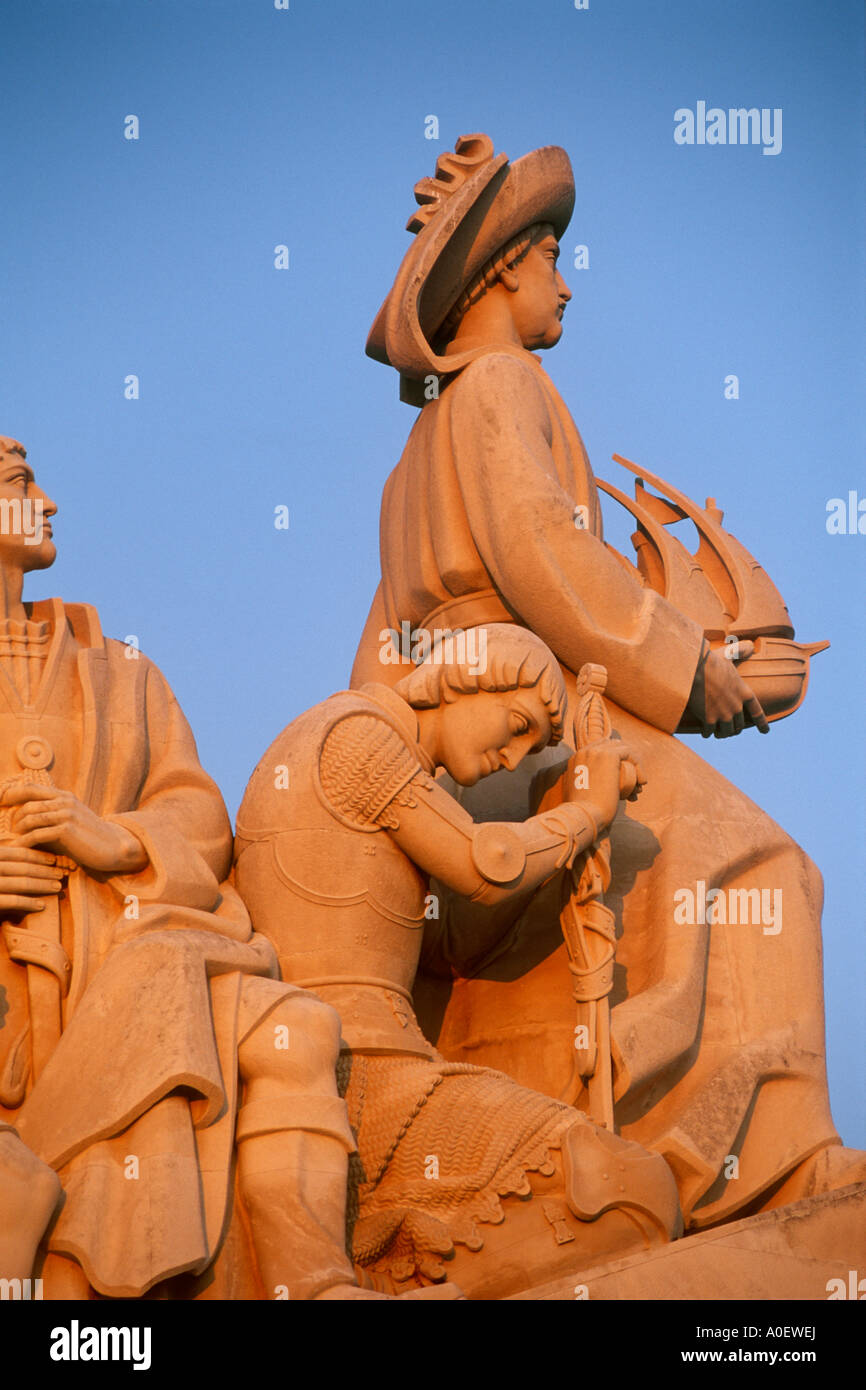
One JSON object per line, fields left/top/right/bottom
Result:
{"left": 0, "top": 600, "right": 281, "bottom": 1295}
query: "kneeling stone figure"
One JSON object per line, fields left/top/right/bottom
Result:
{"left": 235, "top": 624, "right": 681, "bottom": 1298}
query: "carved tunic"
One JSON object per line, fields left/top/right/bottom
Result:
{"left": 361, "top": 348, "right": 704, "bottom": 732}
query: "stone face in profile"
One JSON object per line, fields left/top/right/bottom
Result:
{"left": 350, "top": 133, "right": 865, "bottom": 1271}
{"left": 236, "top": 625, "right": 682, "bottom": 1297}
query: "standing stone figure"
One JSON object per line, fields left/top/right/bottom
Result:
{"left": 350, "top": 135, "right": 864, "bottom": 1232}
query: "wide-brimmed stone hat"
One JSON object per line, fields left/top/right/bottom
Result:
{"left": 367, "top": 134, "right": 574, "bottom": 389}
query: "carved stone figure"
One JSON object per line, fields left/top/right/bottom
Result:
{"left": 0, "top": 436, "right": 378, "bottom": 1302}
{"left": 236, "top": 625, "right": 682, "bottom": 1298}
{"left": 350, "top": 135, "right": 865, "bottom": 1232}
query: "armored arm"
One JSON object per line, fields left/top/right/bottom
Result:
{"left": 318, "top": 700, "right": 633, "bottom": 903}
{"left": 385, "top": 772, "right": 598, "bottom": 904}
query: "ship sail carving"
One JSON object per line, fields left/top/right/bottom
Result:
{"left": 598, "top": 454, "right": 828, "bottom": 725}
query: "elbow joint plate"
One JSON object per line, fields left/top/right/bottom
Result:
{"left": 470, "top": 822, "right": 526, "bottom": 886}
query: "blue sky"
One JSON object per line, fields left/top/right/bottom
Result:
{"left": 2, "top": 0, "right": 864, "bottom": 1143}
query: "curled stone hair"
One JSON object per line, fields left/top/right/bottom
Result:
{"left": 395, "top": 623, "right": 567, "bottom": 745}
{"left": 437, "top": 222, "right": 548, "bottom": 342}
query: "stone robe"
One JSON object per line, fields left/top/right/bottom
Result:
{"left": 351, "top": 345, "right": 839, "bottom": 1228}
{"left": 0, "top": 599, "right": 280, "bottom": 1297}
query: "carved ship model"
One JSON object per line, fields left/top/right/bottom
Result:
{"left": 598, "top": 454, "right": 828, "bottom": 727}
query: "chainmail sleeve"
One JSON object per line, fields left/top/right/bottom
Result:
{"left": 318, "top": 712, "right": 426, "bottom": 831}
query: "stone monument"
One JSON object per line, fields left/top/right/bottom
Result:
{"left": 2, "top": 131, "right": 863, "bottom": 1304}
{"left": 347, "top": 134, "right": 866, "bottom": 1296}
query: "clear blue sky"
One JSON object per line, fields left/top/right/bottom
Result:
{"left": 2, "top": 0, "right": 864, "bottom": 1143}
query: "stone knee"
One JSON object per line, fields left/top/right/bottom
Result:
{"left": 236, "top": 981, "right": 353, "bottom": 1153}
{"left": 238, "top": 979, "right": 343, "bottom": 1094}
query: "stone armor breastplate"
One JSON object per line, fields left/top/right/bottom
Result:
{"left": 235, "top": 687, "right": 435, "bottom": 1058}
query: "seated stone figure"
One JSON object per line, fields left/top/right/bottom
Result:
{"left": 351, "top": 133, "right": 865, "bottom": 1229}
{"left": 235, "top": 623, "right": 681, "bottom": 1299}
{"left": 0, "top": 435, "right": 387, "bottom": 1302}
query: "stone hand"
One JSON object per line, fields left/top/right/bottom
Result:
{"left": 577, "top": 740, "right": 644, "bottom": 831}
{"left": 688, "top": 640, "right": 769, "bottom": 738}
{"left": 0, "top": 843, "right": 66, "bottom": 914}
{"left": 0, "top": 784, "right": 148, "bottom": 874}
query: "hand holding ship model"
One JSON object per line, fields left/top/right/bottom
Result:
{"left": 598, "top": 454, "right": 829, "bottom": 731}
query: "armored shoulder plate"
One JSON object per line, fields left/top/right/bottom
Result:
{"left": 317, "top": 709, "right": 422, "bottom": 831}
